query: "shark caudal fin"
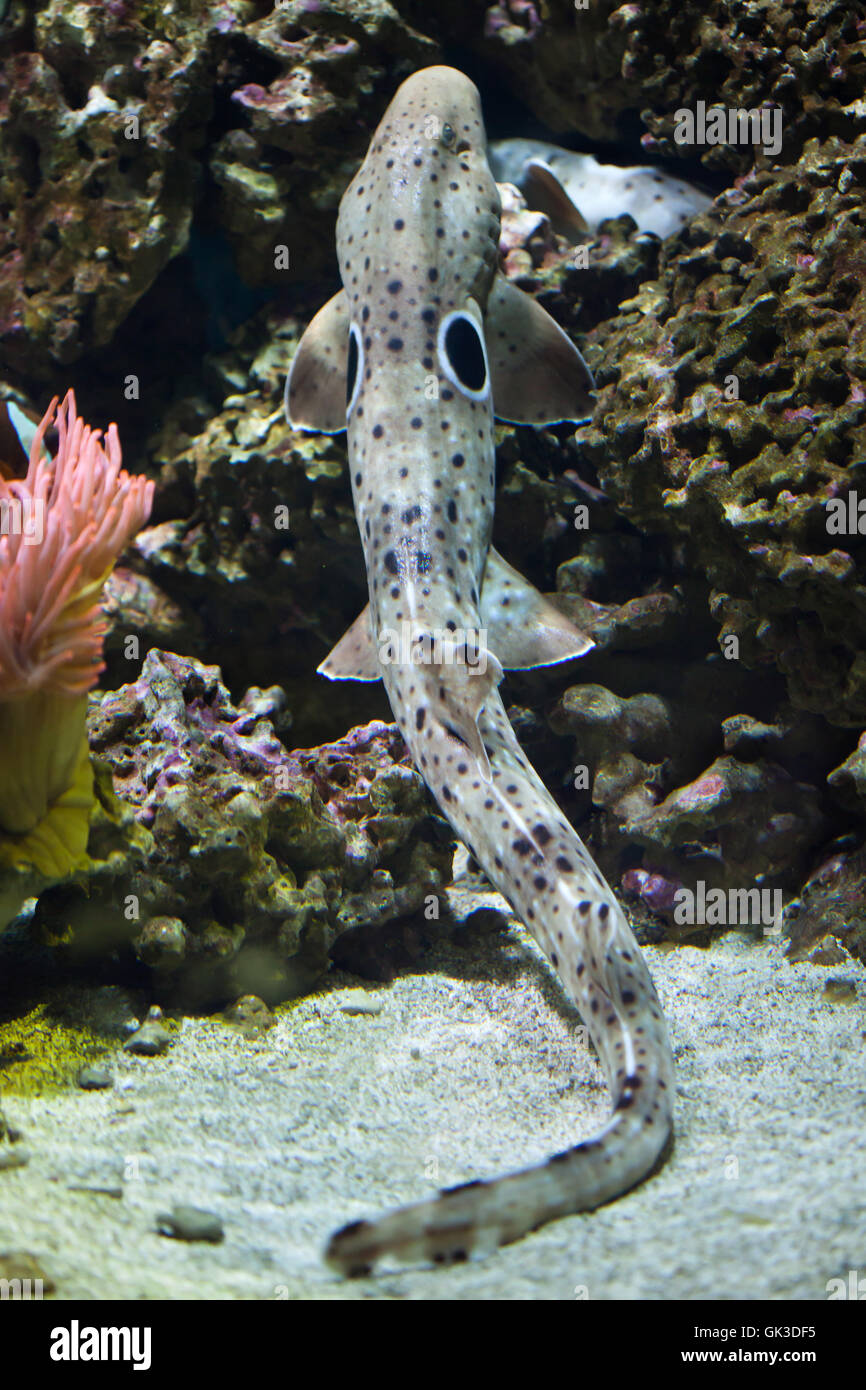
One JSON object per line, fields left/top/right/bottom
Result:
{"left": 285, "top": 290, "right": 350, "bottom": 433}
{"left": 486, "top": 275, "right": 595, "bottom": 424}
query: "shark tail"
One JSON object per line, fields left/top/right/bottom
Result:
{"left": 325, "top": 1068, "right": 672, "bottom": 1276}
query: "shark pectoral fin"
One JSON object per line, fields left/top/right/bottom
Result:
{"left": 522, "top": 158, "right": 590, "bottom": 241}
{"left": 487, "top": 276, "right": 595, "bottom": 424}
{"left": 481, "top": 547, "right": 594, "bottom": 668}
{"left": 431, "top": 644, "right": 504, "bottom": 782}
{"left": 317, "top": 604, "right": 382, "bottom": 681}
{"left": 285, "top": 290, "right": 350, "bottom": 434}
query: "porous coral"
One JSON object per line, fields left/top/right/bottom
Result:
{"left": 29, "top": 649, "right": 453, "bottom": 1005}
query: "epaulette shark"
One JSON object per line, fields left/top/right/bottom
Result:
{"left": 286, "top": 65, "right": 674, "bottom": 1276}
{"left": 488, "top": 136, "right": 712, "bottom": 240}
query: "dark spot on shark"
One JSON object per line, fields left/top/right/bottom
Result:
{"left": 384, "top": 551, "right": 399, "bottom": 575}
{"left": 452, "top": 453, "right": 464, "bottom": 467}
{"left": 387, "top": 337, "right": 404, "bottom": 351}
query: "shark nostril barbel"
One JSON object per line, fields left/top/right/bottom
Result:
{"left": 285, "top": 63, "right": 674, "bottom": 1276}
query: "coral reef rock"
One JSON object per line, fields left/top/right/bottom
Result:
{"left": 26, "top": 650, "right": 450, "bottom": 1005}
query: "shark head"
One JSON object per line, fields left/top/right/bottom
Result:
{"left": 287, "top": 66, "right": 596, "bottom": 779}
{"left": 337, "top": 66, "right": 501, "bottom": 331}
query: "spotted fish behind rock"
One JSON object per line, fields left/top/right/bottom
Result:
{"left": 286, "top": 65, "right": 674, "bottom": 1276}
{"left": 488, "top": 136, "right": 712, "bottom": 240}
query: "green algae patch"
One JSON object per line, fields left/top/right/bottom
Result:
{"left": 0, "top": 1000, "right": 116, "bottom": 1097}
{"left": 0, "top": 980, "right": 175, "bottom": 1097}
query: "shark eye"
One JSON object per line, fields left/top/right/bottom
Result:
{"left": 438, "top": 310, "right": 489, "bottom": 400}
{"left": 346, "top": 322, "right": 363, "bottom": 415}
{"left": 441, "top": 122, "right": 455, "bottom": 147}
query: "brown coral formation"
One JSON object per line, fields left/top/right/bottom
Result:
{"left": 26, "top": 649, "right": 450, "bottom": 1004}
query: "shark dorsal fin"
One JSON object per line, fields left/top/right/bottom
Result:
{"left": 427, "top": 642, "right": 503, "bottom": 782}
{"left": 486, "top": 276, "right": 595, "bottom": 424}
{"left": 285, "top": 290, "right": 350, "bottom": 434}
{"left": 317, "top": 551, "right": 593, "bottom": 683}
{"left": 522, "top": 158, "right": 590, "bottom": 241}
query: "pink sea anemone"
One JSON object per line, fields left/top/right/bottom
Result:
{"left": 0, "top": 391, "right": 154, "bottom": 838}
{"left": 0, "top": 391, "right": 154, "bottom": 698}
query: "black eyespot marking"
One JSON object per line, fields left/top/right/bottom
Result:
{"left": 447, "top": 500, "right": 457, "bottom": 523}
{"left": 384, "top": 551, "right": 399, "bottom": 575}
{"left": 416, "top": 707, "right": 426, "bottom": 731}
{"left": 440, "top": 314, "right": 487, "bottom": 394}
{"left": 555, "top": 856, "right": 573, "bottom": 873}
{"left": 346, "top": 326, "right": 359, "bottom": 407}
{"left": 533, "top": 825, "right": 552, "bottom": 845}
{"left": 394, "top": 218, "right": 404, "bottom": 229}
{"left": 417, "top": 551, "right": 432, "bottom": 573}
{"left": 387, "top": 337, "right": 404, "bottom": 351}
{"left": 387, "top": 279, "right": 402, "bottom": 294}
{"left": 513, "top": 837, "right": 532, "bottom": 856}
{"left": 452, "top": 453, "right": 464, "bottom": 467}
{"left": 534, "top": 875, "right": 548, "bottom": 891}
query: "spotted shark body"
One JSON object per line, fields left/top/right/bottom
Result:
{"left": 488, "top": 137, "right": 712, "bottom": 241}
{"left": 286, "top": 66, "right": 674, "bottom": 1275}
